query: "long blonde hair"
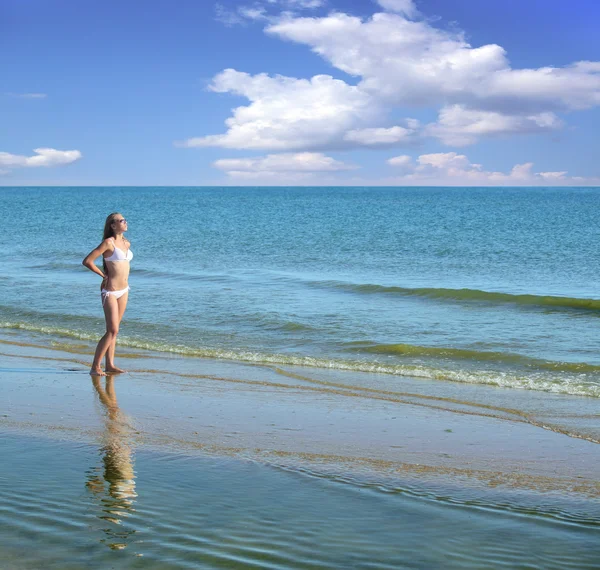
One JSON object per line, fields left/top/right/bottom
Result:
{"left": 103, "top": 212, "right": 122, "bottom": 241}
{"left": 102, "top": 212, "right": 123, "bottom": 274}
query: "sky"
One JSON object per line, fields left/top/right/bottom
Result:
{"left": 1, "top": 0, "right": 600, "bottom": 186}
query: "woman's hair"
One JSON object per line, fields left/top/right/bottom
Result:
{"left": 103, "top": 212, "right": 122, "bottom": 241}
{"left": 102, "top": 212, "right": 123, "bottom": 274}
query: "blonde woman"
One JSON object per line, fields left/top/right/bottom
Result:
{"left": 83, "top": 213, "right": 132, "bottom": 375}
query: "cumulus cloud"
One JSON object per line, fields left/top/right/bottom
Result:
{"left": 538, "top": 171, "right": 568, "bottom": 181}
{"left": 343, "top": 124, "right": 417, "bottom": 146}
{"left": 267, "top": 13, "right": 505, "bottom": 104}
{"left": 181, "top": 69, "right": 375, "bottom": 151}
{"left": 386, "top": 152, "right": 599, "bottom": 186}
{"left": 192, "top": 3, "right": 600, "bottom": 153}
{"left": 0, "top": 148, "right": 82, "bottom": 169}
{"left": 213, "top": 151, "right": 356, "bottom": 184}
{"left": 267, "top": 12, "right": 600, "bottom": 111}
{"left": 386, "top": 154, "right": 413, "bottom": 168}
{"left": 214, "top": 151, "right": 356, "bottom": 173}
{"left": 425, "top": 105, "right": 563, "bottom": 146}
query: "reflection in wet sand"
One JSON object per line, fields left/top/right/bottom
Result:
{"left": 86, "top": 376, "right": 137, "bottom": 550}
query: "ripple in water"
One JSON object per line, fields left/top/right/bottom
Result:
{"left": 0, "top": 432, "right": 599, "bottom": 569}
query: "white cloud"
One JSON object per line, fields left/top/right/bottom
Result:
{"left": 386, "top": 154, "right": 414, "bottom": 173}
{"left": 344, "top": 125, "right": 416, "bottom": 145}
{"left": 267, "top": 12, "right": 600, "bottom": 112}
{"left": 193, "top": 3, "right": 600, "bottom": 152}
{"left": 417, "top": 152, "right": 473, "bottom": 171}
{"left": 238, "top": 6, "right": 268, "bottom": 20}
{"left": 265, "top": 0, "right": 325, "bottom": 7}
{"left": 426, "top": 105, "right": 563, "bottom": 146}
{"left": 486, "top": 62, "right": 600, "bottom": 112}
{"left": 221, "top": 170, "right": 316, "bottom": 182}
{"left": 210, "top": 151, "right": 597, "bottom": 186}
{"left": 386, "top": 152, "right": 599, "bottom": 186}
{"left": 387, "top": 154, "right": 412, "bottom": 166}
{"left": 215, "top": 0, "right": 323, "bottom": 26}
{"left": 375, "top": 0, "right": 418, "bottom": 18}
{"left": 0, "top": 148, "right": 82, "bottom": 169}
{"left": 267, "top": 12, "right": 507, "bottom": 104}
{"left": 284, "top": 0, "right": 325, "bottom": 7}
{"left": 181, "top": 69, "right": 376, "bottom": 151}
{"left": 507, "top": 162, "right": 534, "bottom": 181}
{"left": 214, "top": 152, "right": 357, "bottom": 173}
{"left": 215, "top": 3, "right": 248, "bottom": 26}
{"left": 213, "top": 151, "right": 355, "bottom": 184}
{"left": 538, "top": 171, "right": 568, "bottom": 181}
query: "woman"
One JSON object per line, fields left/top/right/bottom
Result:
{"left": 82, "top": 213, "right": 133, "bottom": 376}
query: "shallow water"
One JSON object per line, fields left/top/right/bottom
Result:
{"left": 1, "top": 433, "right": 599, "bottom": 570}
{"left": 1, "top": 338, "right": 599, "bottom": 568}
{"left": 2, "top": 186, "right": 600, "bottom": 396}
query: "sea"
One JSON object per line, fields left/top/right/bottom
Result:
{"left": 2, "top": 186, "right": 600, "bottom": 397}
{"left": 1, "top": 185, "right": 599, "bottom": 568}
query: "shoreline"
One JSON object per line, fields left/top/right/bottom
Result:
{"left": 2, "top": 312, "right": 600, "bottom": 399}
{"left": 2, "top": 329, "right": 600, "bottom": 568}
{"left": 2, "top": 333, "right": 599, "bottom": 500}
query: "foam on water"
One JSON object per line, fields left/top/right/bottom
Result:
{"left": 2, "top": 320, "right": 599, "bottom": 398}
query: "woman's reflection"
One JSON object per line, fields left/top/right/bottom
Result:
{"left": 86, "top": 375, "right": 137, "bottom": 549}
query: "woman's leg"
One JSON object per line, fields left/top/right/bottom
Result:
{"left": 105, "top": 292, "right": 129, "bottom": 373}
{"left": 90, "top": 295, "right": 121, "bottom": 376}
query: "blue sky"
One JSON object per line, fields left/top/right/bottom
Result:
{"left": 1, "top": 0, "right": 599, "bottom": 185}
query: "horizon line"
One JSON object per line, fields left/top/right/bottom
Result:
{"left": 2, "top": 184, "right": 600, "bottom": 189}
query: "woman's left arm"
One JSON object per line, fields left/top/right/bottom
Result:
{"left": 82, "top": 239, "right": 111, "bottom": 279}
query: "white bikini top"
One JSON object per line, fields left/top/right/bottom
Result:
{"left": 104, "top": 239, "right": 133, "bottom": 262}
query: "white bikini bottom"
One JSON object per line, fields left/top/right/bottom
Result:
{"left": 101, "top": 286, "right": 130, "bottom": 306}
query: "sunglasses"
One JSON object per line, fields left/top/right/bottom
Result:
{"left": 114, "top": 219, "right": 127, "bottom": 224}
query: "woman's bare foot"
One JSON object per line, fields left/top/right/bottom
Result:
{"left": 90, "top": 367, "right": 106, "bottom": 376}
{"left": 105, "top": 365, "right": 126, "bottom": 374}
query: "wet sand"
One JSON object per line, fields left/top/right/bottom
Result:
{"left": 1, "top": 335, "right": 599, "bottom": 497}
{"left": 2, "top": 334, "right": 600, "bottom": 568}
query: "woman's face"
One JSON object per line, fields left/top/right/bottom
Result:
{"left": 111, "top": 214, "right": 128, "bottom": 233}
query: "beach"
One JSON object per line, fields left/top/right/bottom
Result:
{"left": 1, "top": 186, "right": 600, "bottom": 567}
{"left": 2, "top": 331, "right": 600, "bottom": 568}
{"left": 4, "top": 0, "right": 600, "bottom": 562}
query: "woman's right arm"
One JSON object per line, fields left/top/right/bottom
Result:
{"left": 82, "top": 239, "right": 111, "bottom": 279}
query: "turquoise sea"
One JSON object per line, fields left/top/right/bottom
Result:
{"left": 2, "top": 186, "right": 600, "bottom": 396}
{"left": 1, "top": 186, "right": 600, "bottom": 568}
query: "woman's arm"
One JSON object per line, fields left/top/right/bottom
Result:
{"left": 82, "top": 239, "right": 112, "bottom": 279}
